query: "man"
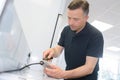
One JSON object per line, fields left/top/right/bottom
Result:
{"left": 43, "top": 0, "right": 104, "bottom": 80}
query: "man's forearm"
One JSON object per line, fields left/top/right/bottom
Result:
{"left": 52, "top": 47, "right": 59, "bottom": 57}
{"left": 63, "top": 65, "right": 93, "bottom": 79}
{"left": 63, "top": 57, "right": 98, "bottom": 79}
{"left": 52, "top": 45, "right": 63, "bottom": 57}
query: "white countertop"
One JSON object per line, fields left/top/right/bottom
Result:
{"left": 0, "top": 65, "right": 60, "bottom": 80}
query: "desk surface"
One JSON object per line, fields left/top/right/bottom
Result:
{"left": 0, "top": 65, "right": 60, "bottom": 80}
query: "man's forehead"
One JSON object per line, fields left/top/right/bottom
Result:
{"left": 67, "top": 9, "right": 84, "bottom": 17}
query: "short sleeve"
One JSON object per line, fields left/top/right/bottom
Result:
{"left": 58, "top": 27, "right": 67, "bottom": 47}
{"left": 86, "top": 32, "right": 104, "bottom": 58}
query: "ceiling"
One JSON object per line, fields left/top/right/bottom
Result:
{"left": 87, "top": 0, "right": 120, "bottom": 58}
{"left": 65, "top": 0, "right": 120, "bottom": 58}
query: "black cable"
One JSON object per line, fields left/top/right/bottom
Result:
{"left": 0, "top": 62, "right": 41, "bottom": 74}
{"left": 49, "top": 14, "right": 62, "bottom": 48}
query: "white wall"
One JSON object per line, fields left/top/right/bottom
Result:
{"left": 13, "top": 0, "right": 67, "bottom": 62}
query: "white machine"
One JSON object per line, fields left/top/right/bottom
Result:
{"left": 0, "top": 0, "right": 30, "bottom": 72}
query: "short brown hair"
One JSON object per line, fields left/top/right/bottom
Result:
{"left": 68, "top": 0, "right": 89, "bottom": 15}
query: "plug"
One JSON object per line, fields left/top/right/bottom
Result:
{"left": 40, "top": 60, "right": 52, "bottom": 68}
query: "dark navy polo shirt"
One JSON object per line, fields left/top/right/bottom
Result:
{"left": 58, "top": 22, "right": 104, "bottom": 80}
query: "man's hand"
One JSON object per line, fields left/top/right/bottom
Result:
{"left": 43, "top": 45, "right": 64, "bottom": 59}
{"left": 44, "top": 64, "right": 66, "bottom": 79}
{"left": 43, "top": 48, "right": 55, "bottom": 60}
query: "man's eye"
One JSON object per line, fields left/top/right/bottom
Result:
{"left": 68, "top": 17, "right": 71, "bottom": 20}
{"left": 74, "top": 18, "right": 79, "bottom": 21}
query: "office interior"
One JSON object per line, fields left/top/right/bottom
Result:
{"left": 0, "top": 0, "right": 120, "bottom": 80}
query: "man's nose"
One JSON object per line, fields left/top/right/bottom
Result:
{"left": 68, "top": 19, "right": 74, "bottom": 25}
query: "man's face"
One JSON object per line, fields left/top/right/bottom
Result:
{"left": 67, "top": 8, "right": 88, "bottom": 33}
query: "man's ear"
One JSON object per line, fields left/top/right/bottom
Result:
{"left": 85, "top": 15, "right": 89, "bottom": 21}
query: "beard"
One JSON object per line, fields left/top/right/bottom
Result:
{"left": 70, "top": 25, "right": 79, "bottom": 32}
{"left": 69, "top": 25, "right": 85, "bottom": 33}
